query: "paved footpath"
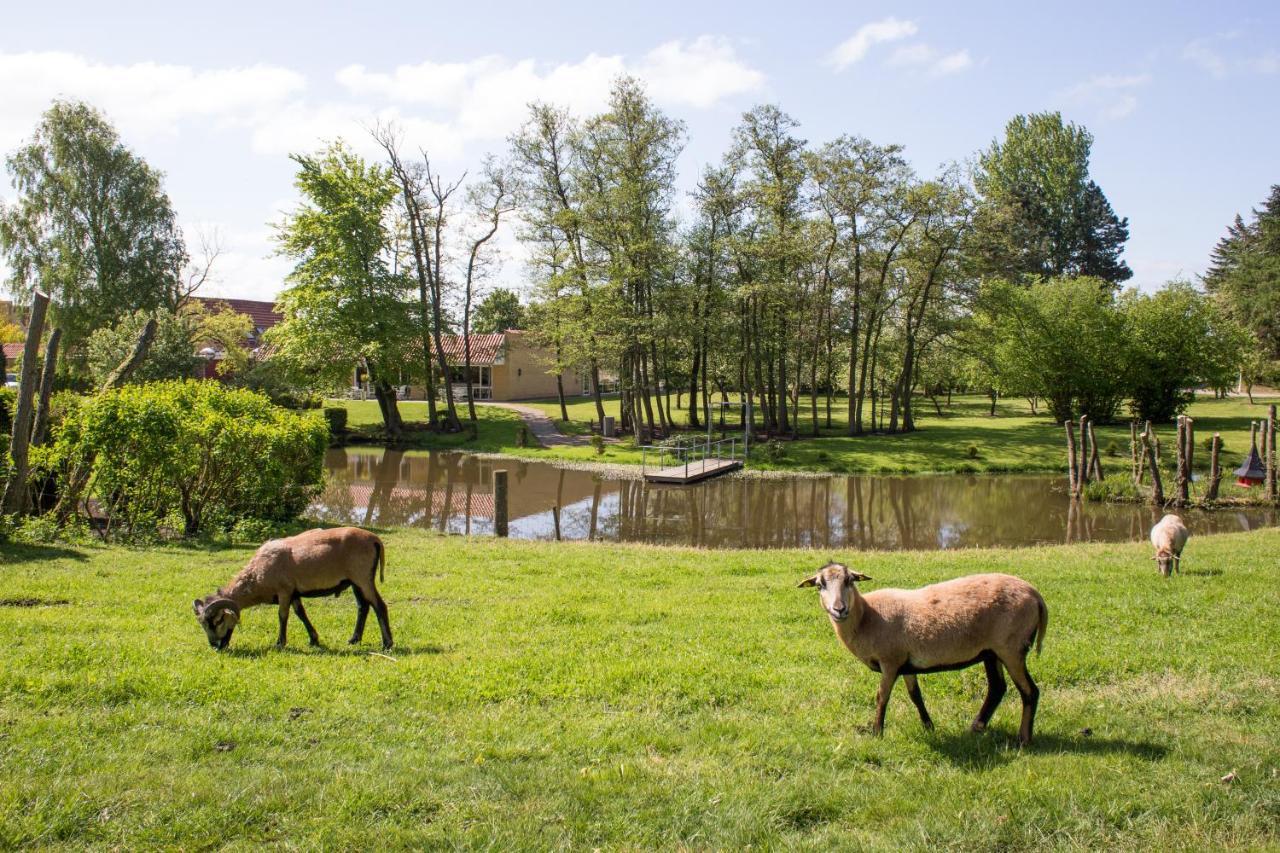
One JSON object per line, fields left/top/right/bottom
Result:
{"left": 476, "top": 401, "right": 588, "bottom": 448}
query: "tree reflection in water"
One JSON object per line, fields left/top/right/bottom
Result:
{"left": 312, "top": 448, "right": 1277, "bottom": 550}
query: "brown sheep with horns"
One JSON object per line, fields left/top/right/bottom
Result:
{"left": 799, "top": 562, "right": 1048, "bottom": 746}
{"left": 194, "top": 527, "right": 392, "bottom": 651}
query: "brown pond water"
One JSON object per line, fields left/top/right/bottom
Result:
{"left": 311, "top": 448, "right": 1278, "bottom": 551}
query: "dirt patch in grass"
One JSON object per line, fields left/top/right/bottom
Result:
{"left": 0, "top": 597, "right": 70, "bottom": 608}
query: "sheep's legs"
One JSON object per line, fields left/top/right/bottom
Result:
{"left": 275, "top": 597, "right": 291, "bottom": 649}
{"left": 903, "top": 675, "right": 933, "bottom": 730}
{"left": 871, "top": 667, "right": 899, "bottom": 735}
{"left": 353, "top": 582, "right": 393, "bottom": 650}
{"left": 370, "top": 591, "right": 393, "bottom": 650}
{"left": 971, "top": 654, "right": 1007, "bottom": 733}
{"left": 1001, "top": 652, "right": 1039, "bottom": 747}
{"left": 291, "top": 596, "right": 321, "bottom": 646}
{"left": 349, "top": 587, "right": 370, "bottom": 644}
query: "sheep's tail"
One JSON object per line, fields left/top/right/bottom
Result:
{"left": 375, "top": 538, "right": 385, "bottom": 584}
{"left": 1034, "top": 594, "right": 1048, "bottom": 656}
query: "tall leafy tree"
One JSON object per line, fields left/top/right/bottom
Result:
{"left": 1121, "top": 281, "right": 1248, "bottom": 421}
{"left": 270, "top": 142, "right": 413, "bottom": 437}
{"left": 0, "top": 100, "right": 189, "bottom": 369}
{"left": 1204, "top": 185, "right": 1280, "bottom": 362}
{"left": 971, "top": 112, "right": 1131, "bottom": 285}
{"left": 472, "top": 289, "right": 525, "bottom": 334}
{"left": 576, "top": 77, "right": 684, "bottom": 436}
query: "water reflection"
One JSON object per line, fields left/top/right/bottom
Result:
{"left": 312, "top": 448, "right": 1277, "bottom": 551}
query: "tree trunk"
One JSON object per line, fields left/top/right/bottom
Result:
{"left": 1143, "top": 425, "right": 1164, "bottom": 506}
{"left": 31, "top": 328, "right": 63, "bottom": 447}
{"left": 100, "top": 316, "right": 157, "bottom": 391}
{"left": 2, "top": 292, "right": 49, "bottom": 515}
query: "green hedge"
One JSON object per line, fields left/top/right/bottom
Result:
{"left": 41, "top": 380, "right": 328, "bottom": 536}
{"left": 323, "top": 406, "right": 348, "bottom": 434}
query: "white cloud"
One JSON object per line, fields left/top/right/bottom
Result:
{"left": 826, "top": 18, "right": 918, "bottom": 70}
{"left": 1062, "top": 73, "right": 1151, "bottom": 120}
{"left": 1182, "top": 38, "right": 1229, "bottom": 78}
{"left": 1182, "top": 34, "right": 1277, "bottom": 78}
{"left": 0, "top": 50, "right": 305, "bottom": 152}
{"left": 638, "top": 36, "right": 765, "bottom": 108}
{"left": 888, "top": 44, "right": 972, "bottom": 76}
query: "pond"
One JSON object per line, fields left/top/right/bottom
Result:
{"left": 311, "top": 448, "right": 1277, "bottom": 551}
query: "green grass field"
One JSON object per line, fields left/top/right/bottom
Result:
{"left": 2, "top": 529, "right": 1278, "bottom": 848}
{"left": 337, "top": 393, "right": 1280, "bottom": 479}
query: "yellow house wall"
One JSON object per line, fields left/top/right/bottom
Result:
{"left": 491, "top": 332, "right": 584, "bottom": 401}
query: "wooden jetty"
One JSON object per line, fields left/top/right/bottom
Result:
{"left": 641, "top": 437, "right": 743, "bottom": 485}
{"left": 643, "top": 457, "right": 742, "bottom": 484}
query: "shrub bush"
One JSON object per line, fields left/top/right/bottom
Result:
{"left": 762, "top": 440, "right": 787, "bottom": 463}
{"left": 589, "top": 434, "right": 605, "bottom": 456}
{"left": 1083, "top": 474, "right": 1141, "bottom": 503}
{"left": 324, "top": 406, "right": 348, "bottom": 434}
{"left": 1104, "top": 439, "right": 1121, "bottom": 457}
{"left": 965, "top": 444, "right": 981, "bottom": 460}
{"left": 42, "top": 380, "right": 328, "bottom": 537}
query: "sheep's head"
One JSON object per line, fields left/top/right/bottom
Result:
{"left": 797, "top": 561, "right": 871, "bottom": 622}
{"left": 1153, "top": 549, "right": 1178, "bottom": 577}
{"left": 194, "top": 597, "right": 240, "bottom": 650}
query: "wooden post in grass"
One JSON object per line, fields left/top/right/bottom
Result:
{"left": 1268, "top": 405, "right": 1277, "bottom": 502}
{"left": 1207, "top": 433, "right": 1222, "bottom": 502}
{"left": 492, "top": 469, "right": 508, "bottom": 537}
{"left": 1087, "top": 420, "right": 1103, "bottom": 481}
{"left": 1175, "top": 415, "right": 1188, "bottom": 507}
{"left": 1078, "top": 415, "right": 1091, "bottom": 487}
{"left": 1065, "top": 420, "right": 1080, "bottom": 497}
{"left": 2, "top": 291, "right": 49, "bottom": 515}
{"left": 1130, "top": 421, "right": 1141, "bottom": 484}
{"left": 1185, "top": 417, "right": 1194, "bottom": 498}
{"left": 1143, "top": 423, "right": 1164, "bottom": 506}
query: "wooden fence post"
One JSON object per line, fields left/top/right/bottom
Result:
{"left": 1185, "top": 417, "right": 1194, "bottom": 499}
{"left": 492, "top": 469, "right": 508, "bottom": 537}
{"left": 1207, "top": 433, "right": 1222, "bottom": 502}
{"left": 1130, "top": 421, "right": 1141, "bottom": 483}
{"left": 2, "top": 292, "right": 49, "bottom": 515}
{"left": 1142, "top": 424, "right": 1164, "bottom": 506}
{"left": 1175, "top": 415, "right": 1188, "bottom": 507}
{"left": 1087, "top": 420, "right": 1103, "bottom": 481}
{"left": 1078, "top": 415, "right": 1091, "bottom": 487}
{"left": 1065, "top": 420, "right": 1079, "bottom": 497}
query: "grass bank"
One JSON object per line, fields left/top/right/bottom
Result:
{"left": 335, "top": 394, "right": 1280, "bottom": 481}
{"left": 2, "top": 529, "right": 1278, "bottom": 848}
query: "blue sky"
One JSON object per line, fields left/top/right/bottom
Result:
{"left": 2, "top": 0, "right": 1277, "bottom": 300}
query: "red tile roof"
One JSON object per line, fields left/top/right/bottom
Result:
{"left": 430, "top": 333, "right": 506, "bottom": 366}
{"left": 3, "top": 342, "right": 24, "bottom": 363}
{"left": 194, "top": 297, "right": 283, "bottom": 333}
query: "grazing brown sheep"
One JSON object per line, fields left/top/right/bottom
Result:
{"left": 1149, "top": 514, "right": 1189, "bottom": 577}
{"left": 194, "top": 527, "right": 392, "bottom": 651}
{"left": 799, "top": 563, "right": 1048, "bottom": 746}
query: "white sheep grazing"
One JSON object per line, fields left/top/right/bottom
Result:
{"left": 194, "top": 527, "right": 392, "bottom": 651}
{"left": 1150, "top": 514, "right": 1189, "bottom": 577}
{"left": 799, "top": 563, "right": 1048, "bottom": 746}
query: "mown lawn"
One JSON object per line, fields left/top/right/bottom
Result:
{"left": 336, "top": 393, "right": 1280, "bottom": 480}
{"left": 2, "top": 529, "right": 1278, "bottom": 848}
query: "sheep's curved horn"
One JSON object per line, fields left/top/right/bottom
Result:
{"left": 203, "top": 597, "right": 241, "bottom": 625}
